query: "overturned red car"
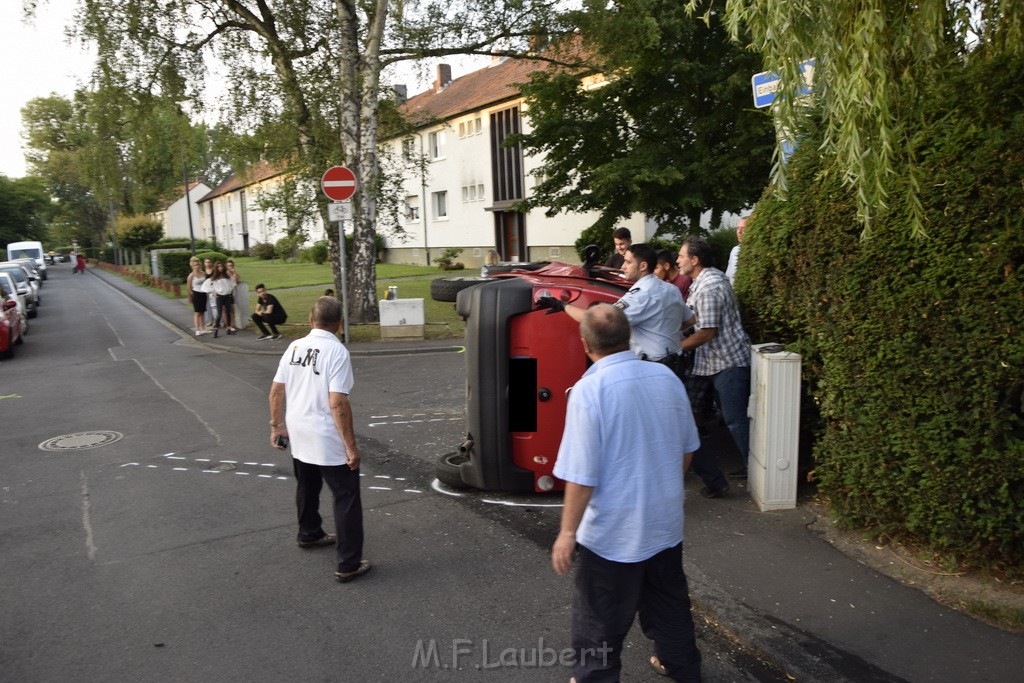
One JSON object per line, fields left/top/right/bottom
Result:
{"left": 434, "top": 248, "right": 631, "bottom": 493}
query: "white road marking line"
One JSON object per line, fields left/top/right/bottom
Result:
{"left": 163, "top": 452, "right": 175, "bottom": 457}
{"left": 196, "top": 458, "right": 210, "bottom": 462}
{"left": 481, "top": 498, "right": 564, "bottom": 508}
{"left": 236, "top": 472, "right": 250, "bottom": 476}
{"left": 369, "top": 486, "right": 391, "bottom": 490}
{"left": 221, "top": 460, "right": 237, "bottom": 463}
{"left": 258, "top": 475, "right": 272, "bottom": 478}
{"left": 373, "top": 475, "right": 391, "bottom": 479}
{"left": 166, "top": 456, "right": 186, "bottom": 460}
{"left": 147, "top": 465, "right": 157, "bottom": 468}
{"left": 203, "top": 470, "right": 220, "bottom": 473}
{"left": 173, "top": 468, "right": 188, "bottom": 471}
{"left": 403, "top": 489, "right": 423, "bottom": 494}
{"left": 80, "top": 471, "right": 98, "bottom": 562}
{"left": 261, "top": 463, "right": 275, "bottom": 467}
{"left": 243, "top": 462, "right": 258, "bottom": 465}
{"left": 431, "top": 479, "right": 465, "bottom": 496}
{"left": 120, "top": 463, "right": 139, "bottom": 467}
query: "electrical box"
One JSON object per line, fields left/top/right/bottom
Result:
{"left": 378, "top": 297, "right": 425, "bottom": 340}
{"left": 749, "top": 343, "right": 802, "bottom": 511}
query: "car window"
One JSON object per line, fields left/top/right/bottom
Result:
{"left": 0, "top": 265, "right": 28, "bottom": 284}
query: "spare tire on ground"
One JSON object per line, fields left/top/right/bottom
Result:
{"left": 430, "top": 276, "right": 488, "bottom": 302}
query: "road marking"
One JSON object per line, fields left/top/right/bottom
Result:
{"left": 0, "top": 394, "right": 22, "bottom": 400}
{"left": 131, "top": 358, "right": 223, "bottom": 446}
{"left": 80, "top": 471, "right": 98, "bottom": 562}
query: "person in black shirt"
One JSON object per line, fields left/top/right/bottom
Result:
{"left": 603, "top": 226, "right": 632, "bottom": 269}
{"left": 252, "top": 283, "right": 288, "bottom": 340}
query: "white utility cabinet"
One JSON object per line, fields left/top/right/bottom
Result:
{"left": 379, "top": 298, "right": 425, "bottom": 340}
{"left": 748, "top": 343, "right": 802, "bottom": 511}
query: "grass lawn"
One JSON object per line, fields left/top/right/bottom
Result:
{"left": 115, "top": 257, "right": 471, "bottom": 342}
{"left": 269, "top": 276, "right": 465, "bottom": 343}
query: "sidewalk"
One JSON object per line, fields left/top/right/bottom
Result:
{"left": 89, "top": 266, "right": 1024, "bottom": 681}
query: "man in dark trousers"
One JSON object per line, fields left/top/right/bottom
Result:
{"left": 251, "top": 283, "right": 288, "bottom": 340}
{"left": 269, "top": 296, "right": 370, "bottom": 583}
{"left": 552, "top": 304, "right": 702, "bottom": 682}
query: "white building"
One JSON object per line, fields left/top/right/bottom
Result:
{"left": 155, "top": 180, "right": 212, "bottom": 241}
{"left": 196, "top": 161, "right": 329, "bottom": 252}
{"left": 383, "top": 59, "right": 650, "bottom": 267}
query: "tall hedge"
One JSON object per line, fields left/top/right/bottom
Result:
{"left": 739, "top": 55, "right": 1024, "bottom": 573}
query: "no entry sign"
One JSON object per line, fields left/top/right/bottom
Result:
{"left": 321, "top": 166, "right": 357, "bottom": 201}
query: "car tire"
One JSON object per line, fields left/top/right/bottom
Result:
{"left": 430, "top": 277, "right": 487, "bottom": 303}
{"left": 1, "top": 332, "right": 13, "bottom": 359}
{"left": 436, "top": 452, "right": 471, "bottom": 489}
{"left": 15, "top": 330, "right": 24, "bottom": 345}
{"left": 27, "top": 306, "right": 37, "bottom": 319}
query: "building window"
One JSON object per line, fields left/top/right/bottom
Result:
{"left": 429, "top": 131, "right": 444, "bottom": 159}
{"left": 490, "top": 107, "right": 524, "bottom": 201}
{"left": 473, "top": 116, "right": 482, "bottom": 134}
{"left": 405, "top": 196, "right": 420, "bottom": 222}
{"left": 432, "top": 191, "right": 448, "bottom": 219}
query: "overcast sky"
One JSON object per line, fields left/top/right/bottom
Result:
{"left": 1, "top": 0, "right": 94, "bottom": 178}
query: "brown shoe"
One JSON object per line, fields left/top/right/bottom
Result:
{"left": 335, "top": 559, "right": 372, "bottom": 583}
{"left": 297, "top": 533, "right": 336, "bottom": 548}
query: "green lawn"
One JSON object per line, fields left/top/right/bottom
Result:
{"left": 117, "top": 257, "right": 469, "bottom": 342}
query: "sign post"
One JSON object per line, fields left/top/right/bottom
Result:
{"left": 321, "top": 166, "right": 358, "bottom": 343}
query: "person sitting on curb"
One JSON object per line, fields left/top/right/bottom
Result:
{"left": 252, "top": 284, "right": 288, "bottom": 340}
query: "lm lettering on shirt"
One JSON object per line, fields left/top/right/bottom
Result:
{"left": 289, "top": 347, "right": 322, "bottom": 375}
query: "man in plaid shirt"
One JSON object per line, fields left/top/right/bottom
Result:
{"left": 678, "top": 236, "right": 752, "bottom": 498}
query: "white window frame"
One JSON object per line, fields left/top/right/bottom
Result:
{"left": 432, "top": 191, "right": 448, "bottom": 219}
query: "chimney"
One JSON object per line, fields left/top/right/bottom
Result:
{"left": 434, "top": 63, "right": 452, "bottom": 92}
{"left": 392, "top": 84, "right": 408, "bottom": 104}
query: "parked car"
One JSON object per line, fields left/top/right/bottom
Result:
{"left": 0, "top": 263, "right": 38, "bottom": 317}
{"left": 11, "top": 258, "right": 44, "bottom": 289}
{"left": 432, "top": 246, "right": 632, "bottom": 492}
{"left": 0, "top": 280, "right": 25, "bottom": 359}
{"left": 0, "top": 273, "right": 28, "bottom": 336}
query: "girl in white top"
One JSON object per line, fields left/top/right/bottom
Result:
{"left": 207, "top": 261, "right": 237, "bottom": 338}
{"left": 185, "top": 256, "right": 209, "bottom": 335}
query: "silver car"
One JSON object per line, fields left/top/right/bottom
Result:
{"left": 0, "top": 263, "right": 38, "bottom": 317}
{"left": 0, "top": 272, "right": 28, "bottom": 335}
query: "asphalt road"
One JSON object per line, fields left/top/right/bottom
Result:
{"left": 1, "top": 265, "right": 784, "bottom": 681}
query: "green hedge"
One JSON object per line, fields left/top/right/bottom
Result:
{"left": 740, "top": 55, "right": 1024, "bottom": 574}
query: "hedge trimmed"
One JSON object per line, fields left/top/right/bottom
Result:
{"left": 740, "top": 55, "right": 1024, "bottom": 574}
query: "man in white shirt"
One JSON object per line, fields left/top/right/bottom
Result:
{"left": 269, "top": 297, "right": 370, "bottom": 583}
{"left": 725, "top": 217, "right": 747, "bottom": 285}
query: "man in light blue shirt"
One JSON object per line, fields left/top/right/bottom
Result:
{"left": 552, "top": 304, "right": 702, "bottom": 682}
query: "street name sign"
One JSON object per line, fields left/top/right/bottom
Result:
{"left": 752, "top": 59, "right": 816, "bottom": 108}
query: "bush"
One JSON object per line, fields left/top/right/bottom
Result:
{"left": 275, "top": 235, "right": 303, "bottom": 261}
{"left": 740, "top": 55, "right": 1024, "bottom": 574}
{"left": 303, "top": 241, "right": 329, "bottom": 264}
{"left": 434, "top": 247, "right": 465, "bottom": 270}
{"left": 251, "top": 242, "right": 276, "bottom": 260}
{"left": 195, "top": 250, "right": 229, "bottom": 265}
{"left": 160, "top": 251, "right": 194, "bottom": 282}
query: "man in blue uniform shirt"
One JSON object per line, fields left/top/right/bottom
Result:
{"left": 540, "top": 243, "right": 693, "bottom": 364}
{"left": 552, "top": 304, "right": 702, "bottom": 682}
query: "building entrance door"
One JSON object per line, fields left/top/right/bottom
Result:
{"left": 495, "top": 212, "right": 526, "bottom": 262}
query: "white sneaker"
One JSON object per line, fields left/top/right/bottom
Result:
{"left": 258, "top": 335, "right": 272, "bottom": 340}
{"left": 272, "top": 334, "right": 282, "bottom": 340}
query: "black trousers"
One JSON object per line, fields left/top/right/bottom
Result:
{"left": 293, "top": 458, "right": 364, "bottom": 573}
{"left": 571, "top": 543, "right": 702, "bottom": 682}
{"left": 252, "top": 312, "right": 285, "bottom": 335}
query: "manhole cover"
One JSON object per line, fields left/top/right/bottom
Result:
{"left": 39, "top": 431, "right": 124, "bottom": 451}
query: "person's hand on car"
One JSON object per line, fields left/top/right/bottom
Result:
{"left": 535, "top": 296, "right": 567, "bottom": 314}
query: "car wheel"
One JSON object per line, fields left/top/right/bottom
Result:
{"left": 436, "top": 452, "right": 471, "bottom": 489}
{"left": 15, "top": 330, "right": 24, "bottom": 345}
{"left": 27, "top": 306, "right": 37, "bottom": 319}
{"left": 430, "top": 277, "right": 487, "bottom": 303}
{"left": 1, "top": 332, "right": 13, "bottom": 359}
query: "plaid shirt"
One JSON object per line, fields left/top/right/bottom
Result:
{"left": 689, "top": 267, "right": 750, "bottom": 375}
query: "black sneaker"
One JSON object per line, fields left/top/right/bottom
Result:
{"left": 699, "top": 484, "right": 730, "bottom": 499}
{"left": 297, "top": 533, "right": 336, "bottom": 549}
{"left": 335, "top": 559, "right": 372, "bottom": 583}
{"left": 272, "top": 334, "right": 282, "bottom": 340}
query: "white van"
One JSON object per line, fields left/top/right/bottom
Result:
{"left": 6, "top": 241, "right": 47, "bottom": 280}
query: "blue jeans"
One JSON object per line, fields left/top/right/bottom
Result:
{"left": 690, "top": 365, "right": 751, "bottom": 491}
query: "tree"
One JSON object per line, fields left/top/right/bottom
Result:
{"left": 689, "top": 0, "right": 1024, "bottom": 237}
{"left": 65, "top": 0, "right": 569, "bottom": 322}
{"left": 115, "top": 214, "right": 164, "bottom": 250}
{"left": 513, "top": 0, "right": 774, "bottom": 240}
{"left": 0, "top": 175, "right": 52, "bottom": 247}
{"left": 21, "top": 88, "right": 210, "bottom": 250}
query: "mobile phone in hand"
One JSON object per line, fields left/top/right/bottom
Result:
{"left": 274, "top": 435, "right": 289, "bottom": 449}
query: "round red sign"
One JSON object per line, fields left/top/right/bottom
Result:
{"left": 321, "top": 166, "right": 357, "bottom": 201}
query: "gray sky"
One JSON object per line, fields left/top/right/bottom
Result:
{"left": 1, "top": 0, "right": 93, "bottom": 178}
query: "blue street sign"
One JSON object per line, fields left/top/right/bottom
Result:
{"left": 752, "top": 59, "right": 816, "bottom": 108}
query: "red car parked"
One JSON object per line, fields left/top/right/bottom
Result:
{"left": 434, "top": 248, "right": 630, "bottom": 492}
{"left": 1, "top": 282, "right": 25, "bottom": 359}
